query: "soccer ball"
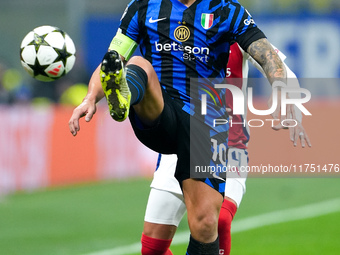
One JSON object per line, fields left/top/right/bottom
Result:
{"left": 20, "top": 25, "right": 76, "bottom": 82}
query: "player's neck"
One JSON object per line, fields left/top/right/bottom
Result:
{"left": 178, "top": 0, "right": 196, "bottom": 7}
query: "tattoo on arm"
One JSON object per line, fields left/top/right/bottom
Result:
{"left": 247, "top": 38, "right": 286, "bottom": 84}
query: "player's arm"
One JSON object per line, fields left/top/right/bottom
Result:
{"left": 68, "top": 33, "right": 136, "bottom": 136}
{"left": 228, "top": 3, "right": 285, "bottom": 83}
{"left": 245, "top": 46, "right": 311, "bottom": 147}
{"left": 69, "top": 1, "right": 139, "bottom": 136}
{"left": 267, "top": 63, "right": 311, "bottom": 147}
{"left": 230, "top": 6, "right": 290, "bottom": 121}
{"left": 68, "top": 64, "right": 104, "bottom": 136}
{"left": 247, "top": 38, "right": 286, "bottom": 84}
{"left": 281, "top": 65, "right": 312, "bottom": 147}
{"left": 246, "top": 38, "right": 299, "bottom": 129}
{"left": 247, "top": 38, "right": 289, "bottom": 123}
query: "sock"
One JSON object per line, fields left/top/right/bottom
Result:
{"left": 218, "top": 199, "right": 237, "bottom": 255}
{"left": 186, "top": 235, "right": 219, "bottom": 255}
{"left": 141, "top": 233, "right": 173, "bottom": 255}
{"left": 126, "top": 64, "right": 148, "bottom": 105}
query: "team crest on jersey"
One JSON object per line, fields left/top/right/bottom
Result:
{"left": 174, "top": 25, "right": 190, "bottom": 42}
{"left": 201, "top": 13, "right": 214, "bottom": 29}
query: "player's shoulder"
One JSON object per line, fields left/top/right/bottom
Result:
{"left": 198, "top": 0, "right": 243, "bottom": 10}
{"left": 222, "top": 0, "right": 244, "bottom": 8}
{"left": 219, "top": 0, "right": 251, "bottom": 20}
{"left": 124, "top": 0, "right": 149, "bottom": 16}
{"left": 126, "top": 0, "right": 147, "bottom": 8}
{"left": 132, "top": 0, "right": 156, "bottom": 4}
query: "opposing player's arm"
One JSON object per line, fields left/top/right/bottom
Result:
{"left": 246, "top": 38, "right": 286, "bottom": 83}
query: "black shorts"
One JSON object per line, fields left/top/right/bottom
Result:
{"left": 129, "top": 91, "right": 227, "bottom": 197}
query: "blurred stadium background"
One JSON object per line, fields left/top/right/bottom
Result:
{"left": 0, "top": 0, "right": 339, "bottom": 254}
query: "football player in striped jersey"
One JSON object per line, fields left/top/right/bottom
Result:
{"left": 69, "top": 1, "right": 300, "bottom": 254}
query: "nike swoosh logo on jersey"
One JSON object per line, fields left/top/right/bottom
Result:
{"left": 212, "top": 172, "right": 225, "bottom": 182}
{"left": 149, "top": 17, "right": 167, "bottom": 23}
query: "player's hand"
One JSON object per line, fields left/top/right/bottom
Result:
{"left": 268, "top": 89, "right": 295, "bottom": 130}
{"left": 268, "top": 92, "right": 312, "bottom": 148}
{"left": 68, "top": 98, "right": 97, "bottom": 136}
{"left": 289, "top": 121, "right": 312, "bottom": 148}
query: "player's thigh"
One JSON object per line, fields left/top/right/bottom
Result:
{"left": 175, "top": 115, "right": 228, "bottom": 197}
{"left": 144, "top": 188, "right": 186, "bottom": 228}
{"left": 129, "top": 91, "right": 179, "bottom": 154}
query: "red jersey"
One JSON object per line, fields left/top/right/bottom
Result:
{"left": 226, "top": 43, "right": 250, "bottom": 149}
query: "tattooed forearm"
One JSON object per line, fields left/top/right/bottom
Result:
{"left": 247, "top": 38, "right": 286, "bottom": 84}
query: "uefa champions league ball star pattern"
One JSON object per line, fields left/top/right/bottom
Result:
{"left": 20, "top": 25, "right": 76, "bottom": 82}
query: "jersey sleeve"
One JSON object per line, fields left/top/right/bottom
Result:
{"left": 228, "top": 2, "right": 266, "bottom": 52}
{"left": 118, "top": 0, "right": 140, "bottom": 43}
{"left": 108, "top": 0, "right": 140, "bottom": 59}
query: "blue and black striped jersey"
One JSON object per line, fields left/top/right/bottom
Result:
{"left": 118, "top": 0, "right": 265, "bottom": 115}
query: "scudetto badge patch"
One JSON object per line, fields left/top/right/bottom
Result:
{"left": 201, "top": 13, "right": 214, "bottom": 29}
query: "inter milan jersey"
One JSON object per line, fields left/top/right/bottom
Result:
{"left": 118, "top": 0, "right": 265, "bottom": 117}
